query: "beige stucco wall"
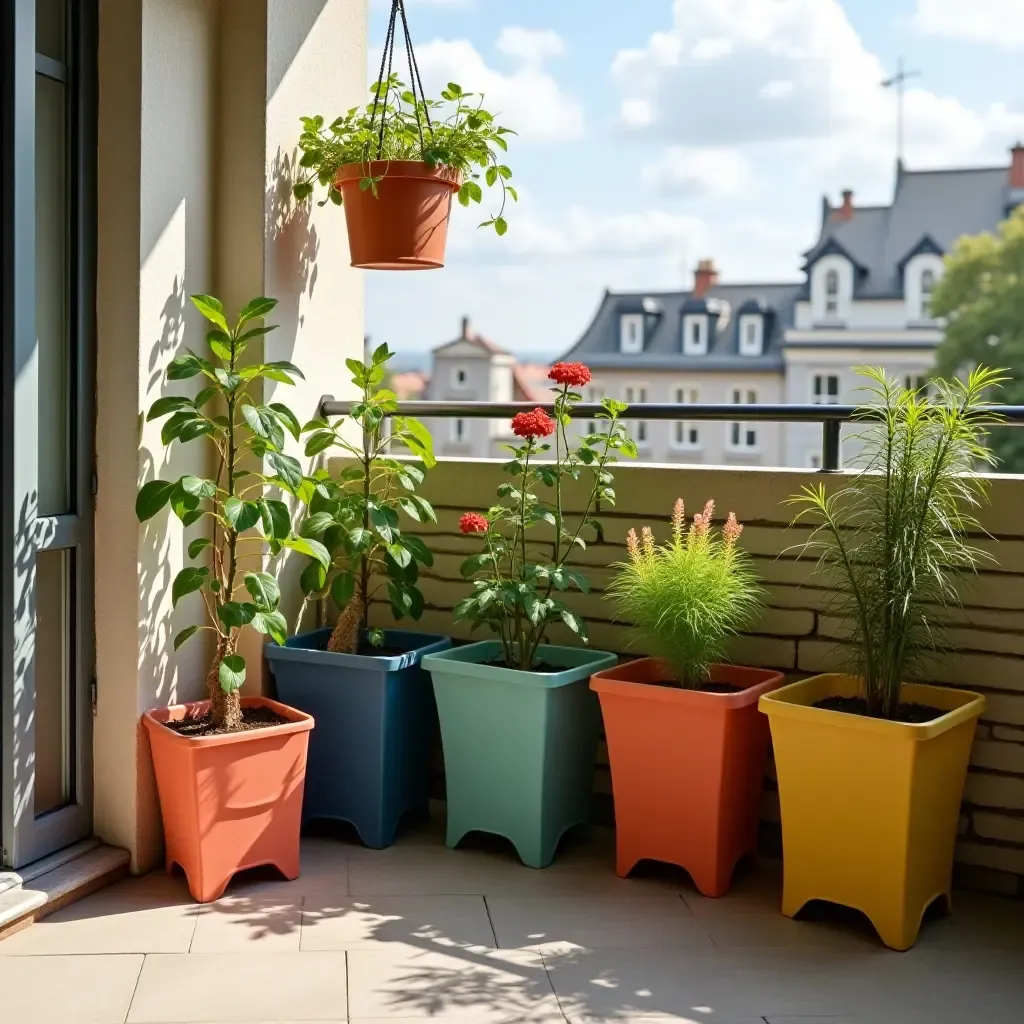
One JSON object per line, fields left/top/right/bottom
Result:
{"left": 94, "top": 0, "right": 367, "bottom": 871}
{"left": 366, "top": 457, "right": 1024, "bottom": 897}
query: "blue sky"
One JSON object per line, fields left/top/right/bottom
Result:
{"left": 364, "top": 0, "right": 1024, "bottom": 356}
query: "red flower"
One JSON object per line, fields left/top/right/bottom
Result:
{"left": 511, "top": 408, "right": 556, "bottom": 439}
{"left": 459, "top": 512, "right": 489, "bottom": 535}
{"left": 548, "top": 361, "right": 592, "bottom": 387}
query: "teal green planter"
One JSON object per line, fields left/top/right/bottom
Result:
{"left": 421, "top": 641, "right": 617, "bottom": 869}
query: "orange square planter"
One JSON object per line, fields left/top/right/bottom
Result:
{"left": 591, "top": 659, "right": 784, "bottom": 897}
{"left": 142, "top": 696, "right": 314, "bottom": 903}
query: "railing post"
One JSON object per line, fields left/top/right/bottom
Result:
{"left": 821, "top": 420, "right": 841, "bottom": 472}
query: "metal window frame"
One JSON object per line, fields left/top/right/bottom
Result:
{"left": 1, "top": 0, "right": 96, "bottom": 868}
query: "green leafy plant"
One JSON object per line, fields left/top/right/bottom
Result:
{"left": 788, "top": 366, "right": 1004, "bottom": 720}
{"left": 294, "top": 75, "right": 517, "bottom": 235}
{"left": 606, "top": 499, "right": 763, "bottom": 689}
{"left": 136, "top": 295, "right": 324, "bottom": 731}
{"left": 455, "top": 362, "right": 636, "bottom": 670}
{"left": 297, "top": 344, "right": 437, "bottom": 654}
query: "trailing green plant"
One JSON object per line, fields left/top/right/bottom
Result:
{"left": 294, "top": 75, "right": 517, "bottom": 235}
{"left": 296, "top": 344, "right": 437, "bottom": 654}
{"left": 788, "top": 366, "right": 1004, "bottom": 720}
{"left": 136, "top": 295, "right": 326, "bottom": 731}
{"left": 455, "top": 362, "right": 636, "bottom": 670}
{"left": 606, "top": 499, "right": 763, "bottom": 688}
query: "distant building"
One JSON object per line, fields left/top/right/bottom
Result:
{"left": 559, "top": 144, "right": 1024, "bottom": 468}
{"left": 423, "top": 318, "right": 544, "bottom": 457}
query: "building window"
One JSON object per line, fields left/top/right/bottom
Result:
{"left": 812, "top": 374, "right": 840, "bottom": 404}
{"left": 620, "top": 313, "right": 644, "bottom": 353}
{"left": 739, "top": 315, "right": 763, "bottom": 356}
{"left": 824, "top": 269, "right": 840, "bottom": 317}
{"left": 450, "top": 418, "right": 466, "bottom": 444}
{"left": 728, "top": 388, "right": 758, "bottom": 450}
{"left": 586, "top": 385, "right": 605, "bottom": 434}
{"left": 682, "top": 315, "right": 708, "bottom": 355}
{"left": 919, "top": 269, "right": 935, "bottom": 319}
{"left": 624, "top": 386, "right": 648, "bottom": 446}
{"left": 904, "top": 375, "right": 928, "bottom": 394}
{"left": 451, "top": 366, "right": 469, "bottom": 388}
{"left": 672, "top": 387, "right": 700, "bottom": 448}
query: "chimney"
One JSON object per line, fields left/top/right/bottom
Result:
{"left": 838, "top": 189, "right": 854, "bottom": 221}
{"left": 1011, "top": 142, "right": 1024, "bottom": 190}
{"left": 693, "top": 258, "right": 718, "bottom": 298}
{"left": 460, "top": 315, "right": 470, "bottom": 339}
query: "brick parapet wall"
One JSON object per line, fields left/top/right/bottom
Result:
{"left": 356, "top": 457, "right": 1024, "bottom": 898}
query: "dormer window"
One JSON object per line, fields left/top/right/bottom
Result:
{"left": 739, "top": 315, "right": 763, "bottom": 356}
{"left": 682, "top": 314, "right": 708, "bottom": 355}
{"left": 824, "top": 270, "right": 839, "bottom": 317}
{"left": 451, "top": 366, "right": 469, "bottom": 388}
{"left": 920, "top": 269, "right": 935, "bottom": 318}
{"left": 620, "top": 313, "right": 644, "bottom": 353}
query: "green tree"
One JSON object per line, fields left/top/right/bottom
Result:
{"left": 931, "top": 205, "right": 1024, "bottom": 471}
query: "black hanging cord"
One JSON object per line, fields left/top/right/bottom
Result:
{"left": 369, "top": 1, "right": 435, "bottom": 161}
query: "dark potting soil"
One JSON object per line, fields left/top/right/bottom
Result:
{"left": 484, "top": 658, "right": 567, "bottom": 674}
{"left": 357, "top": 642, "right": 416, "bottom": 658}
{"left": 163, "top": 705, "right": 290, "bottom": 738}
{"left": 648, "top": 678, "right": 743, "bottom": 694}
{"left": 813, "top": 696, "right": 945, "bottom": 724}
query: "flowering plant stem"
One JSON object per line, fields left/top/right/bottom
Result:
{"left": 456, "top": 363, "right": 636, "bottom": 671}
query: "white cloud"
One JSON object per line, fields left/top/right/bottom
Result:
{"left": 496, "top": 27, "right": 565, "bottom": 67}
{"left": 613, "top": 0, "right": 1024, "bottom": 184}
{"left": 641, "top": 146, "right": 750, "bottom": 198}
{"left": 914, "top": 0, "right": 1024, "bottom": 48}
{"left": 392, "top": 33, "right": 584, "bottom": 143}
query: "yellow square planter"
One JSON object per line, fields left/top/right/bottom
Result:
{"left": 759, "top": 673, "right": 984, "bottom": 950}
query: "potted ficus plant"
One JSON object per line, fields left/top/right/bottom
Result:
{"left": 760, "top": 366, "right": 1002, "bottom": 950}
{"left": 263, "top": 343, "right": 450, "bottom": 849}
{"left": 294, "top": 58, "right": 516, "bottom": 270}
{"left": 136, "top": 294, "right": 321, "bottom": 904}
{"left": 591, "top": 499, "right": 781, "bottom": 897}
{"left": 420, "top": 362, "right": 634, "bottom": 869}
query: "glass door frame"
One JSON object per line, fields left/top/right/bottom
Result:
{"left": 1, "top": 0, "right": 96, "bottom": 868}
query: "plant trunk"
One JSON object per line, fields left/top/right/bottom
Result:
{"left": 328, "top": 582, "right": 364, "bottom": 654}
{"left": 208, "top": 636, "right": 242, "bottom": 730}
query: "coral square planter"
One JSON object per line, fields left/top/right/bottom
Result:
{"left": 591, "top": 658, "right": 784, "bottom": 897}
{"left": 334, "top": 160, "right": 462, "bottom": 270}
{"left": 142, "top": 696, "right": 313, "bottom": 904}
{"left": 264, "top": 627, "right": 451, "bottom": 848}
{"left": 760, "top": 673, "right": 985, "bottom": 950}
{"left": 422, "top": 641, "right": 617, "bottom": 869}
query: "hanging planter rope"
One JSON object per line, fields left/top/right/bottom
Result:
{"left": 294, "top": 0, "right": 517, "bottom": 271}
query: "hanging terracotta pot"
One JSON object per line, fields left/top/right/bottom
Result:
{"left": 334, "top": 160, "right": 462, "bottom": 270}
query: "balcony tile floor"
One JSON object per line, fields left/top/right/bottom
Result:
{"left": 1, "top": 818, "right": 1021, "bottom": 1023}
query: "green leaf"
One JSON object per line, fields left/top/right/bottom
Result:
{"left": 188, "top": 537, "right": 213, "bottom": 559}
{"left": 191, "top": 294, "right": 229, "bottom": 333}
{"left": 299, "top": 559, "right": 328, "bottom": 596}
{"left": 560, "top": 608, "right": 587, "bottom": 639}
{"left": 460, "top": 552, "right": 492, "bottom": 577}
{"left": 330, "top": 572, "right": 355, "bottom": 610}
{"left": 300, "top": 511, "right": 336, "bottom": 537}
{"left": 181, "top": 475, "right": 216, "bottom": 499}
{"left": 284, "top": 534, "right": 330, "bottom": 568}
{"left": 394, "top": 417, "right": 436, "bottom": 468}
{"left": 167, "top": 354, "right": 205, "bottom": 380}
{"left": 388, "top": 580, "right": 415, "bottom": 617}
{"left": 265, "top": 360, "right": 305, "bottom": 381}
{"left": 237, "top": 324, "right": 278, "bottom": 344}
{"left": 268, "top": 451, "right": 303, "bottom": 491}
{"left": 214, "top": 367, "right": 241, "bottom": 392}
{"left": 218, "top": 654, "right": 246, "bottom": 694}
{"left": 259, "top": 499, "right": 291, "bottom": 540}
{"left": 304, "top": 430, "right": 336, "bottom": 456}
{"left": 368, "top": 505, "right": 397, "bottom": 543}
{"left": 244, "top": 571, "right": 281, "bottom": 611}
{"left": 494, "top": 217, "right": 508, "bottom": 237}
{"left": 207, "top": 330, "right": 232, "bottom": 362}
{"left": 242, "top": 404, "right": 284, "bottom": 448}
{"left": 171, "top": 566, "right": 210, "bottom": 607}
{"left": 387, "top": 542, "right": 412, "bottom": 569}
{"left": 217, "top": 601, "right": 257, "bottom": 628}
{"left": 348, "top": 526, "right": 372, "bottom": 551}
{"left": 400, "top": 535, "right": 434, "bottom": 567}
{"left": 251, "top": 608, "right": 288, "bottom": 646}
{"left": 146, "top": 396, "right": 193, "bottom": 422}
{"left": 223, "top": 497, "right": 261, "bottom": 532}
{"left": 269, "top": 402, "right": 302, "bottom": 442}
{"left": 136, "top": 480, "right": 175, "bottom": 522}
{"left": 174, "top": 626, "right": 199, "bottom": 651}
{"left": 237, "top": 296, "right": 278, "bottom": 327}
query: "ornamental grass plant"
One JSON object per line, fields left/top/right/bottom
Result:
{"left": 607, "top": 499, "right": 763, "bottom": 689}
{"left": 788, "top": 366, "right": 1003, "bottom": 720}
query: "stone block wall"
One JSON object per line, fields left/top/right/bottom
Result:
{"left": 360, "top": 457, "right": 1024, "bottom": 897}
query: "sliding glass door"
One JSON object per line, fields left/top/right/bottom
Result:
{"left": 1, "top": 0, "right": 95, "bottom": 868}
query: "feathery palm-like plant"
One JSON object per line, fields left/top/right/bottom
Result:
{"left": 607, "top": 499, "right": 763, "bottom": 689}
{"left": 788, "top": 366, "right": 1004, "bottom": 720}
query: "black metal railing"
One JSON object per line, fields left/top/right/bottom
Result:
{"left": 318, "top": 397, "right": 1024, "bottom": 472}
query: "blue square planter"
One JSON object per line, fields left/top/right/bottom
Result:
{"left": 264, "top": 628, "right": 451, "bottom": 848}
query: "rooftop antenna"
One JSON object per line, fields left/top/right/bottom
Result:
{"left": 881, "top": 57, "right": 921, "bottom": 165}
